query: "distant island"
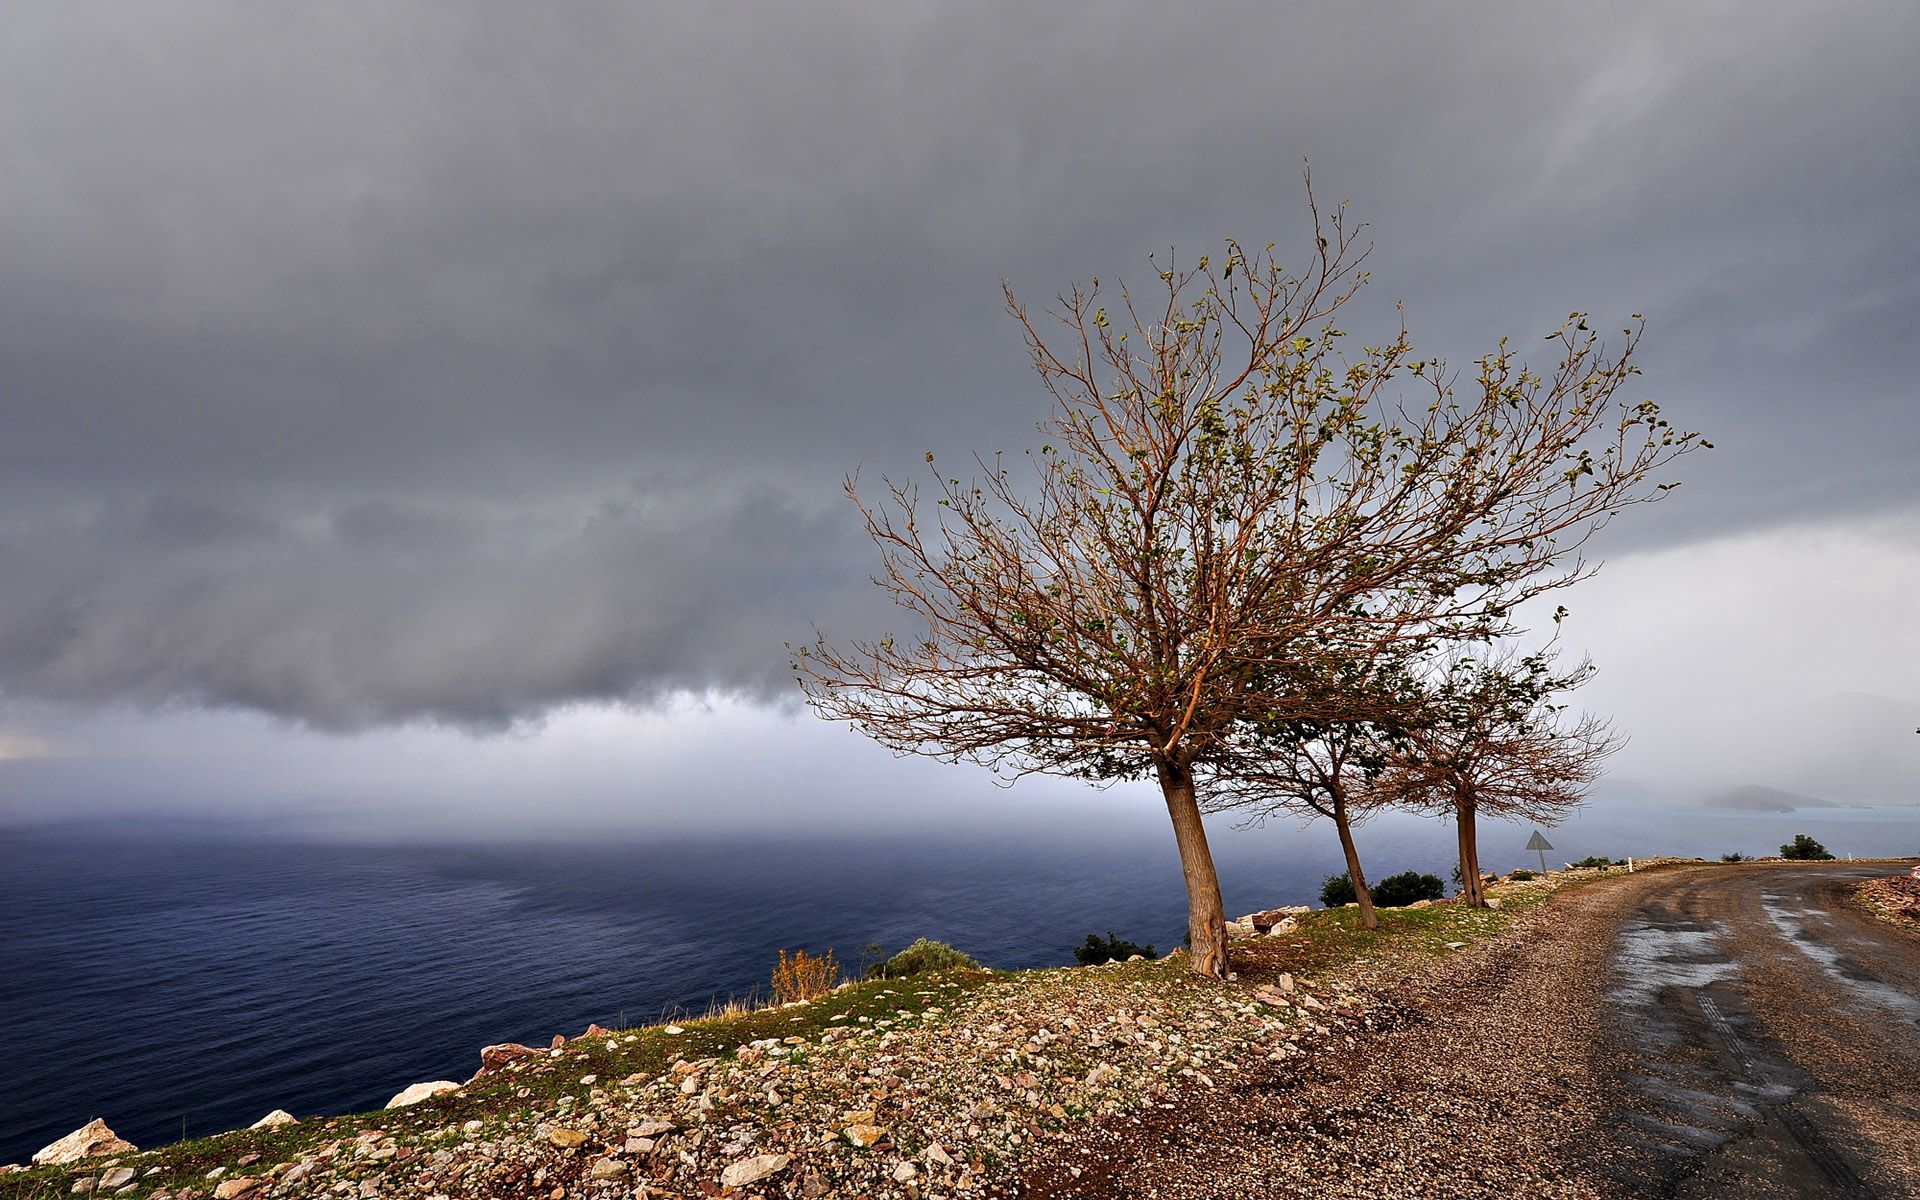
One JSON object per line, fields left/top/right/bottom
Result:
{"left": 1707, "top": 784, "right": 1863, "bottom": 813}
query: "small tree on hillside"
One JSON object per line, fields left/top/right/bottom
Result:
{"left": 796, "top": 184, "right": 1702, "bottom": 976}
{"left": 1202, "top": 658, "right": 1424, "bottom": 931}
{"left": 1380, "top": 648, "right": 1619, "bottom": 907}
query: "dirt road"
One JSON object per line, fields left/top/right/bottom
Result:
{"left": 1017, "top": 863, "right": 1920, "bottom": 1199}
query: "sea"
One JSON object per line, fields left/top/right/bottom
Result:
{"left": 4, "top": 802, "right": 1917, "bottom": 1164}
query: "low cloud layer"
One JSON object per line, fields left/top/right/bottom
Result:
{"left": 0, "top": 2, "right": 1914, "bottom": 742}
{"left": 0, "top": 484, "right": 879, "bottom": 730}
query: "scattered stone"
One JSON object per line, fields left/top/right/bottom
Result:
{"left": 98, "top": 1168, "right": 135, "bottom": 1189}
{"left": 589, "top": 1157, "right": 629, "bottom": 1179}
{"left": 475, "top": 1042, "right": 540, "bottom": 1077}
{"left": 923, "top": 1142, "right": 955, "bottom": 1166}
{"left": 720, "top": 1154, "right": 791, "bottom": 1187}
{"left": 550, "top": 1034, "right": 567, "bottom": 1049}
{"left": 663, "top": 1024, "right": 686, "bottom": 1035}
{"left": 386, "top": 1081, "right": 459, "bottom": 1108}
{"left": 1445, "top": 941, "right": 1468, "bottom": 951}
{"left": 249, "top": 1109, "right": 297, "bottom": 1130}
{"left": 548, "top": 1129, "right": 589, "bottom": 1150}
{"left": 582, "top": 1023, "right": 616, "bottom": 1038}
{"left": 1246, "top": 905, "right": 1312, "bottom": 932}
{"left": 70, "top": 1179, "right": 95, "bottom": 1195}
{"left": 843, "top": 1123, "right": 889, "bottom": 1148}
{"left": 33, "top": 1119, "right": 137, "bottom": 1166}
{"left": 212, "top": 1178, "right": 260, "bottom": 1199}
{"left": 892, "top": 1160, "right": 919, "bottom": 1182}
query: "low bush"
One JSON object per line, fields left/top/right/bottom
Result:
{"left": 1781, "top": 834, "right": 1836, "bottom": 861}
{"left": 870, "top": 937, "right": 979, "bottom": 978}
{"left": 1509, "top": 869, "right": 1537, "bottom": 881}
{"left": 771, "top": 947, "right": 839, "bottom": 1003}
{"left": 1320, "top": 872, "right": 1358, "bottom": 907}
{"left": 1323, "top": 870, "right": 1446, "bottom": 909}
{"left": 1075, "top": 931, "right": 1156, "bottom": 965}
{"left": 1721, "top": 852, "right": 1748, "bottom": 863}
{"left": 1570, "top": 855, "right": 1617, "bottom": 868}
{"left": 1370, "top": 870, "right": 1447, "bottom": 907}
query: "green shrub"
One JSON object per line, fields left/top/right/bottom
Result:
{"left": 1074, "top": 931, "right": 1156, "bottom": 965}
{"left": 870, "top": 937, "right": 979, "bottom": 978}
{"left": 1780, "top": 834, "right": 1835, "bottom": 861}
{"left": 1570, "top": 855, "right": 1616, "bottom": 868}
{"left": 1370, "top": 870, "right": 1446, "bottom": 907}
{"left": 1323, "top": 870, "right": 1446, "bottom": 909}
{"left": 1320, "top": 872, "right": 1358, "bottom": 907}
{"left": 1721, "top": 852, "right": 1747, "bottom": 863}
{"left": 1509, "top": 869, "right": 1537, "bottom": 881}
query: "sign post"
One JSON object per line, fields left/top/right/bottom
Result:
{"left": 1525, "top": 830, "right": 1554, "bottom": 874}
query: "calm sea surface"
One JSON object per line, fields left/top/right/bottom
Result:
{"left": 4, "top": 803, "right": 1917, "bottom": 1163}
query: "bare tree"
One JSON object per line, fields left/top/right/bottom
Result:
{"left": 1379, "top": 648, "right": 1620, "bottom": 907}
{"left": 795, "top": 183, "right": 1701, "bottom": 976}
{"left": 1201, "top": 660, "right": 1423, "bottom": 931}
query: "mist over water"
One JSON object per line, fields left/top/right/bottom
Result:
{"left": 4, "top": 801, "right": 1916, "bottom": 1164}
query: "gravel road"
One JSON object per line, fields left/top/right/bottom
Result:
{"left": 1016, "top": 862, "right": 1920, "bottom": 1200}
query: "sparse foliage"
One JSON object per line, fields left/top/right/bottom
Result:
{"left": 1376, "top": 648, "right": 1619, "bottom": 907}
{"left": 797, "top": 179, "right": 1701, "bottom": 975}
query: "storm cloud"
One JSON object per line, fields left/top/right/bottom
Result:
{"left": 1, "top": 1, "right": 1915, "bottom": 736}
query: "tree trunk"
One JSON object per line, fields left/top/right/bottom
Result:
{"left": 1455, "top": 791, "right": 1485, "bottom": 908}
{"left": 1156, "top": 757, "right": 1229, "bottom": 978}
{"left": 1331, "top": 788, "right": 1378, "bottom": 930}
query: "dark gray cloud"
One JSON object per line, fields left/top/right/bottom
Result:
{"left": 0, "top": 1, "right": 1915, "bottom": 730}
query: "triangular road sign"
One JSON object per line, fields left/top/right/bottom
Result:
{"left": 1525, "top": 830, "right": 1554, "bottom": 851}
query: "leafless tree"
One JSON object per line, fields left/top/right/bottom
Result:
{"left": 795, "top": 182, "right": 1701, "bottom": 976}
{"left": 1377, "top": 647, "right": 1620, "bottom": 907}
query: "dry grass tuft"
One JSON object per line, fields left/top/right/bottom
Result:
{"left": 771, "top": 947, "right": 839, "bottom": 1003}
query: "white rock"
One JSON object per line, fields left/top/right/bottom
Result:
{"left": 892, "top": 1161, "right": 919, "bottom": 1182}
{"left": 385, "top": 1081, "right": 460, "bottom": 1109}
{"left": 719, "top": 1154, "right": 791, "bottom": 1187}
{"left": 249, "top": 1110, "right": 298, "bottom": 1130}
{"left": 98, "top": 1169, "right": 135, "bottom": 1189}
{"left": 33, "top": 1119, "right": 136, "bottom": 1166}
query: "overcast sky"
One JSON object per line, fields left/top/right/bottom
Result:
{"left": 2, "top": 2, "right": 1916, "bottom": 834}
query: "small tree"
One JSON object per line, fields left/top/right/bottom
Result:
{"left": 1381, "top": 648, "right": 1619, "bottom": 908}
{"left": 797, "top": 184, "right": 1701, "bottom": 976}
{"left": 1202, "top": 658, "right": 1421, "bottom": 930}
{"left": 1781, "top": 834, "right": 1835, "bottom": 861}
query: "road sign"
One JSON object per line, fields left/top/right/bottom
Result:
{"left": 1525, "top": 830, "right": 1554, "bottom": 873}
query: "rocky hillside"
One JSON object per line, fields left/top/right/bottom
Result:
{"left": 1, "top": 867, "right": 1639, "bottom": 1200}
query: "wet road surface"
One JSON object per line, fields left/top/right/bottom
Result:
{"left": 1606, "top": 864, "right": 1920, "bottom": 1198}
{"left": 1016, "top": 862, "right": 1919, "bottom": 1200}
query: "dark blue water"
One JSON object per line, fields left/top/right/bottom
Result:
{"left": 4, "top": 803, "right": 1916, "bottom": 1164}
